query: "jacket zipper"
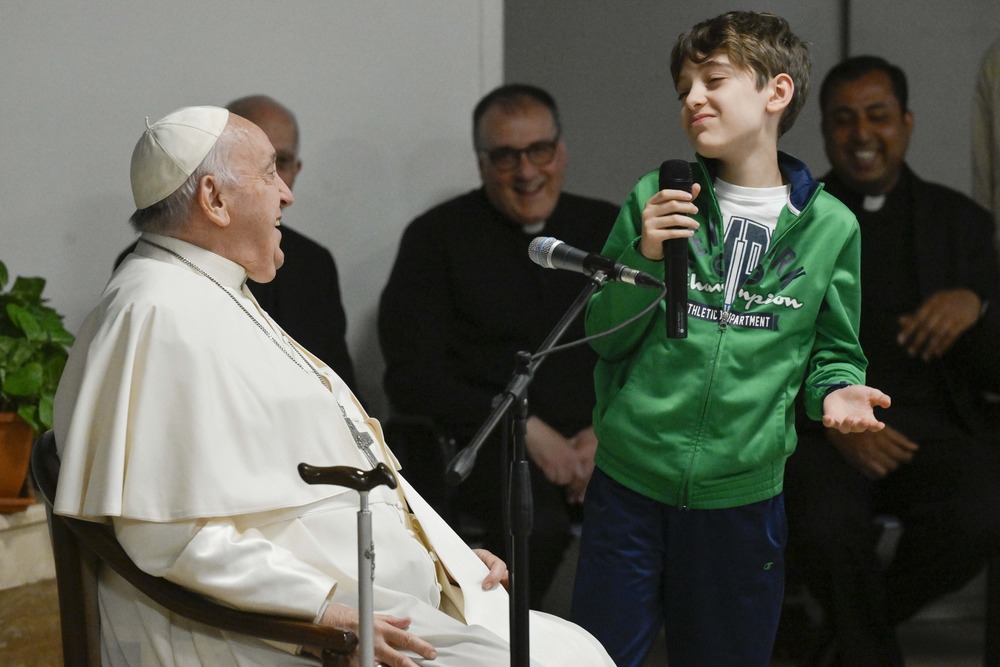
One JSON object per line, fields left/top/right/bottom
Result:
{"left": 676, "top": 168, "right": 818, "bottom": 507}
{"left": 680, "top": 317, "right": 728, "bottom": 508}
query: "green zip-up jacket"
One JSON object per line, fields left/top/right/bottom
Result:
{"left": 588, "top": 153, "right": 867, "bottom": 509}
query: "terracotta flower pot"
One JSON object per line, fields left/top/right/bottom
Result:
{"left": 0, "top": 412, "right": 34, "bottom": 500}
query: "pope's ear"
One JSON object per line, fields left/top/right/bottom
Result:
{"left": 197, "top": 173, "right": 231, "bottom": 228}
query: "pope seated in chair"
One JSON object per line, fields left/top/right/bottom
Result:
{"left": 52, "top": 105, "right": 613, "bottom": 667}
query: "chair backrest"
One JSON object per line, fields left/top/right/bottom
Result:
{"left": 29, "top": 430, "right": 357, "bottom": 667}
{"left": 30, "top": 429, "right": 101, "bottom": 665}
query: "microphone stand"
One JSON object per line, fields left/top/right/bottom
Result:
{"left": 446, "top": 271, "right": 607, "bottom": 667}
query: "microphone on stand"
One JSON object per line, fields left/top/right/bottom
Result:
{"left": 528, "top": 236, "right": 663, "bottom": 288}
{"left": 658, "top": 160, "right": 692, "bottom": 338}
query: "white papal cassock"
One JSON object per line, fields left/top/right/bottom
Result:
{"left": 53, "top": 233, "right": 612, "bottom": 666}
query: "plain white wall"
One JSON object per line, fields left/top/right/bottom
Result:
{"left": 0, "top": 0, "right": 503, "bottom": 417}
{"left": 505, "top": 1, "right": 1000, "bottom": 205}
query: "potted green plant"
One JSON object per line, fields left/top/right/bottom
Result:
{"left": 0, "top": 259, "right": 74, "bottom": 504}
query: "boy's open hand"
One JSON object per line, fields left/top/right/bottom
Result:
{"left": 822, "top": 384, "right": 891, "bottom": 433}
{"left": 639, "top": 182, "right": 702, "bottom": 260}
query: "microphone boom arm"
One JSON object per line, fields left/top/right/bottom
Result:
{"left": 445, "top": 270, "right": 607, "bottom": 667}
{"left": 446, "top": 270, "right": 607, "bottom": 485}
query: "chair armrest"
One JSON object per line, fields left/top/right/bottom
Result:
{"left": 32, "top": 429, "right": 357, "bottom": 665}
{"left": 59, "top": 514, "right": 357, "bottom": 658}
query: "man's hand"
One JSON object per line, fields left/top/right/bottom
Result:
{"left": 525, "top": 417, "right": 589, "bottom": 487}
{"left": 565, "top": 426, "right": 598, "bottom": 503}
{"left": 897, "top": 289, "right": 981, "bottom": 361}
{"left": 317, "top": 602, "right": 436, "bottom": 667}
{"left": 472, "top": 548, "right": 509, "bottom": 591}
{"left": 825, "top": 424, "right": 919, "bottom": 479}
{"left": 822, "top": 384, "right": 891, "bottom": 433}
{"left": 638, "top": 182, "right": 702, "bottom": 260}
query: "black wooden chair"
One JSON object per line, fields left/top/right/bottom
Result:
{"left": 29, "top": 430, "right": 358, "bottom": 666}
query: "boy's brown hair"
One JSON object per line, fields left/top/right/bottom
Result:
{"left": 670, "top": 11, "right": 811, "bottom": 137}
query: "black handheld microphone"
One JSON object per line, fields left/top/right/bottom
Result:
{"left": 658, "top": 160, "right": 692, "bottom": 338}
{"left": 528, "top": 236, "right": 663, "bottom": 288}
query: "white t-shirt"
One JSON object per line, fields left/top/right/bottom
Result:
{"left": 715, "top": 178, "right": 790, "bottom": 309}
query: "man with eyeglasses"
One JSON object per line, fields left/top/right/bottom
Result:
{"left": 378, "top": 83, "right": 618, "bottom": 610}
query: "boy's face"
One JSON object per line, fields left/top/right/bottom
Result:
{"left": 821, "top": 69, "right": 913, "bottom": 196}
{"left": 676, "top": 53, "right": 776, "bottom": 162}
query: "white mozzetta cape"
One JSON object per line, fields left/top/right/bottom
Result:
{"left": 54, "top": 234, "right": 371, "bottom": 520}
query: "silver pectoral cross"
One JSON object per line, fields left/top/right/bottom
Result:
{"left": 340, "top": 404, "right": 379, "bottom": 467}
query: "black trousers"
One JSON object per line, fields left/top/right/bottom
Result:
{"left": 784, "top": 424, "right": 1000, "bottom": 667}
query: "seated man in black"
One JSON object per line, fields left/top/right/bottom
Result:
{"left": 378, "top": 84, "right": 618, "bottom": 608}
{"left": 783, "top": 56, "right": 1000, "bottom": 666}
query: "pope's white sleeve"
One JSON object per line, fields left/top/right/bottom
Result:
{"left": 113, "top": 516, "right": 337, "bottom": 621}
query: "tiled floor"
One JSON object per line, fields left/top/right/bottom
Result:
{"left": 0, "top": 579, "right": 62, "bottom": 667}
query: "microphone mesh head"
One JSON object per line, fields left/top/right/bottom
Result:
{"left": 659, "top": 159, "right": 693, "bottom": 193}
{"left": 527, "top": 236, "right": 558, "bottom": 268}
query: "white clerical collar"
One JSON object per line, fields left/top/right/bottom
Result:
{"left": 862, "top": 195, "right": 886, "bottom": 212}
{"left": 137, "top": 232, "right": 247, "bottom": 289}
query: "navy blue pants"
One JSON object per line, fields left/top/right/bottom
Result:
{"left": 571, "top": 468, "right": 786, "bottom": 667}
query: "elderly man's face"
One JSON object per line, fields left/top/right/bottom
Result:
{"left": 220, "top": 116, "right": 294, "bottom": 282}
{"left": 476, "top": 103, "right": 566, "bottom": 227}
{"left": 822, "top": 69, "right": 913, "bottom": 196}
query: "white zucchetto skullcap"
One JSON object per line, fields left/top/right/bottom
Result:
{"left": 130, "top": 106, "right": 230, "bottom": 209}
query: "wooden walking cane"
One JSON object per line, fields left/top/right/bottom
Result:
{"left": 299, "top": 461, "right": 398, "bottom": 667}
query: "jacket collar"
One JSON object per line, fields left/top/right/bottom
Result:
{"left": 695, "top": 151, "right": 820, "bottom": 213}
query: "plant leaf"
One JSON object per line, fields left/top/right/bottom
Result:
{"left": 0, "top": 335, "right": 17, "bottom": 360}
{"left": 16, "top": 404, "right": 41, "bottom": 435}
{"left": 10, "top": 276, "right": 45, "bottom": 303}
{"left": 6, "top": 304, "right": 44, "bottom": 341}
{"left": 3, "top": 362, "right": 43, "bottom": 397}
{"left": 37, "top": 394, "right": 54, "bottom": 431}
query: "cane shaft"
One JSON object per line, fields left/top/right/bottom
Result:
{"left": 358, "top": 491, "right": 374, "bottom": 667}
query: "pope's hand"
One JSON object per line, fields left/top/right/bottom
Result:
{"left": 473, "top": 548, "right": 509, "bottom": 591}
{"left": 316, "top": 603, "right": 436, "bottom": 667}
